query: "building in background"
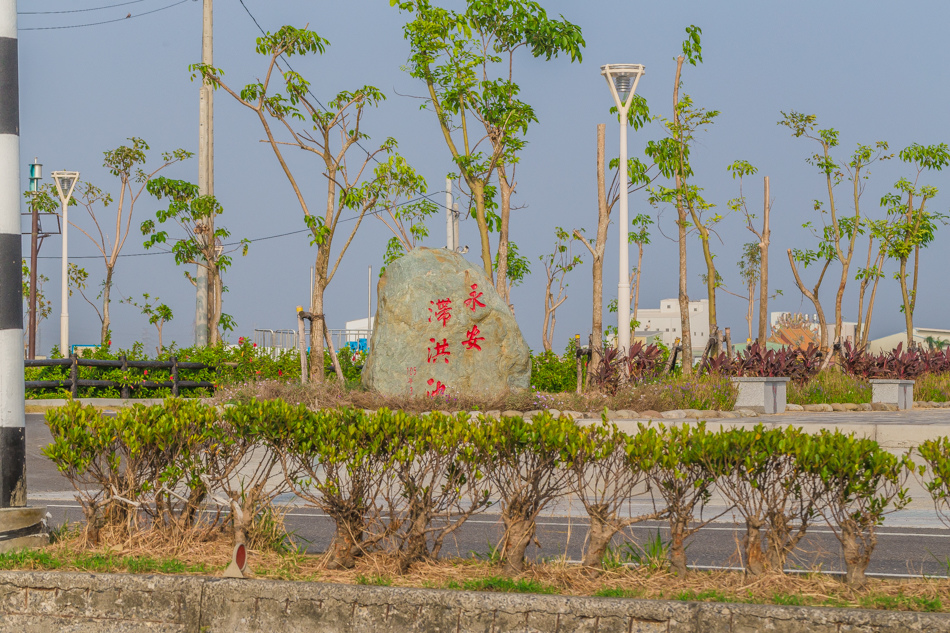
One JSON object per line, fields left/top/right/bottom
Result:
{"left": 635, "top": 298, "right": 710, "bottom": 351}
{"left": 868, "top": 327, "right": 950, "bottom": 354}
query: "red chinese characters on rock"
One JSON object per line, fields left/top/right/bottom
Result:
{"left": 464, "top": 283, "right": 485, "bottom": 312}
{"left": 428, "top": 298, "right": 453, "bottom": 327}
{"left": 427, "top": 337, "right": 450, "bottom": 364}
{"left": 426, "top": 378, "right": 446, "bottom": 396}
{"left": 462, "top": 324, "right": 485, "bottom": 351}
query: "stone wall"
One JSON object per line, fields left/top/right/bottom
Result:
{"left": 0, "top": 571, "right": 946, "bottom": 632}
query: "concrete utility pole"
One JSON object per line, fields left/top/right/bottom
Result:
{"left": 445, "top": 177, "right": 453, "bottom": 250}
{"left": 195, "top": 0, "right": 213, "bottom": 345}
{"left": 0, "top": 0, "right": 47, "bottom": 548}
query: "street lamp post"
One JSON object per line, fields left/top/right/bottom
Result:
{"left": 27, "top": 159, "right": 41, "bottom": 359}
{"left": 600, "top": 63, "right": 645, "bottom": 356}
{"left": 51, "top": 171, "right": 78, "bottom": 357}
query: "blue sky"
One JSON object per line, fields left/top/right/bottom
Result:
{"left": 16, "top": 0, "right": 950, "bottom": 353}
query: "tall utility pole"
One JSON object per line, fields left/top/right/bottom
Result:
{"left": 444, "top": 177, "right": 453, "bottom": 250}
{"left": 757, "top": 176, "right": 771, "bottom": 345}
{"left": 195, "top": 0, "right": 213, "bottom": 346}
{"left": 1, "top": 1, "right": 48, "bottom": 549}
{"left": 0, "top": 0, "right": 26, "bottom": 509}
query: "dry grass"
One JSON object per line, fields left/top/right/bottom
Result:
{"left": 915, "top": 373, "right": 950, "bottom": 402}
{"left": 7, "top": 530, "right": 946, "bottom": 613}
{"left": 788, "top": 370, "right": 871, "bottom": 405}
{"left": 213, "top": 374, "right": 737, "bottom": 414}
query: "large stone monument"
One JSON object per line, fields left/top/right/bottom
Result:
{"left": 362, "top": 248, "right": 531, "bottom": 397}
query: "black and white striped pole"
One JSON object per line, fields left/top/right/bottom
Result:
{"left": 0, "top": 0, "right": 47, "bottom": 550}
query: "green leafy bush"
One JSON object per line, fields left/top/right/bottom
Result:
{"left": 530, "top": 339, "right": 582, "bottom": 393}
{"left": 41, "top": 401, "right": 934, "bottom": 584}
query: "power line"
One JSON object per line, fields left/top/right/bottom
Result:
{"left": 19, "top": 0, "right": 152, "bottom": 15}
{"left": 36, "top": 191, "right": 454, "bottom": 260}
{"left": 20, "top": 0, "right": 191, "bottom": 30}
{"left": 236, "top": 1, "right": 467, "bottom": 218}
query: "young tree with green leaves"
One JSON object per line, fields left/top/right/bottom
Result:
{"left": 727, "top": 161, "right": 773, "bottom": 344}
{"left": 494, "top": 240, "right": 531, "bottom": 310}
{"left": 21, "top": 261, "right": 52, "bottom": 338}
{"left": 778, "top": 112, "right": 891, "bottom": 353}
{"left": 393, "top": 0, "right": 584, "bottom": 296}
{"left": 645, "top": 26, "right": 719, "bottom": 371}
{"left": 192, "top": 26, "right": 403, "bottom": 382}
{"left": 540, "top": 227, "right": 582, "bottom": 352}
{"left": 31, "top": 141, "right": 190, "bottom": 345}
{"left": 854, "top": 217, "right": 889, "bottom": 349}
{"left": 575, "top": 114, "right": 658, "bottom": 371}
{"left": 880, "top": 143, "right": 949, "bottom": 347}
{"left": 372, "top": 155, "right": 438, "bottom": 273}
{"left": 142, "top": 178, "right": 248, "bottom": 345}
{"left": 719, "top": 242, "right": 763, "bottom": 342}
{"left": 122, "top": 293, "right": 173, "bottom": 355}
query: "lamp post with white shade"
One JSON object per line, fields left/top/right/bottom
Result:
{"left": 51, "top": 171, "right": 79, "bottom": 356}
{"left": 600, "top": 63, "right": 645, "bottom": 357}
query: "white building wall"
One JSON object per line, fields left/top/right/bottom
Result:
{"left": 636, "top": 298, "right": 711, "bottom": 349}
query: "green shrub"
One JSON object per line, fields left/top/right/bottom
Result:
{"left": 919, "top": 437, "right": 950, "bottom": 528}
{"left": 787, "top": 370, "right": 871, "bottom": 405}
{"left": 800, "top": 430, "right": 915, "bottom": 586}
{"left": 40, "top": 400, "right": 943, "bottom": 584}
{"left": 530, "top": 339, "right": 583, "bottom": 392}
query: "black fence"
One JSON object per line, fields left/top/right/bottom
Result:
{"left": 24, "top": 356, "right": 216, "bottom": 398}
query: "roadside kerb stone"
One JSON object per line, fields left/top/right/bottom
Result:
{"left": 0, "top": 571, "right": 946, "bottom": 632}
{"left": 24, "top": 397, "right": 201, "bottom": 413}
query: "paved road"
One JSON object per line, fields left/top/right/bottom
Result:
{"left": 28, "top": 411, "right": 950, "bottom": 577}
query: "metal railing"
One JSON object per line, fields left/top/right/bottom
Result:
{"left": 254, "top": 327, "right": 373, "bottom": 354}
{"left": 328, "top": 328, "right": 372, "bottom": 353}
{"left": 25, "top": 356, "right": 216, "bottom": 398}
{"left": 253, "top": 329, "right": 298, "bottom": 349}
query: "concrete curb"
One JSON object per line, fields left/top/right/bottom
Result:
{"left": 0, "top": 570, "right": 946, "bottom": 632}
{"left": 24, "top": 397, "right": 214, "bottom": 412}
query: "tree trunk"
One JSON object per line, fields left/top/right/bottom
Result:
{"left": 501, "top": 511, "right": 535, "bottom": 574}
{"left": 100, "top": 266, "right": 114, "bottom": 345}
{"left": 841, "top": 521, "right": 872, "bottom": 587}
{"left": 899, "top": 256, "right": 913, "bottom": 347}
{"left": 542, "top": 277, "right": 555, "bottom": 353}
{"left": 327, "top": 510, "right": 364, "bottom": 570}
{"left": 495, "top": 165, "right": 513, "bottom": 303}
{"left": 787, "top": 250, "right": 831, "bottom": 354}
{"left": 860, "top": 249, "right": 886, "bottom": 348}
{"left": 399, "top": 501, "right": 430, "bottom": 573}
{"left": 581, "top": 504, "right": 617, "bottom": 568}
{"left": 757, "top": 176, "right": 771, "bottom": 344}
{"left": 209, "top": 265, "right": 223, "bottom": 346}
{"left": 696, "top": 223, "right": 718, "bottom": 354}
{"left": 742, "top": 518, "right": 767, "bottom": 575}
{"left": 590, "top": 124, "right": 608, "bottom": 377}
{"left": 471, "top": 181, "right": 494, "bottom": 283}
{"left": 746, "top": 280, "right": 755, "bottom": 342}
{"left": 673, "top": 55, "right": 692, "bottom": 374}
{"left": 323, "top": 322, "right": 346, "bottom": 382}
{"left": 669, "top": 516, "right": 688, "bottom": 575}
{"left": 310, "top": 274, "right": 327, "bottom": 383}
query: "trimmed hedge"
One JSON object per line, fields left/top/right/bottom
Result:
{"left": 43, "top": 400, "right": 949, "bottom": 584}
